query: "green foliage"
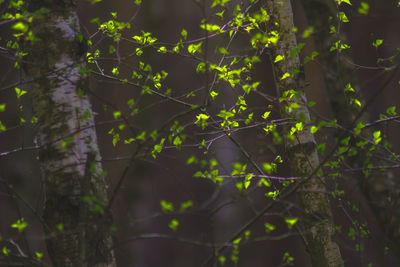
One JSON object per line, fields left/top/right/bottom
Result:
{"left": 11, "top": 218, "right": 27, "bottom": 232}
{"left": 2, "top": 0, "right": 400, "bottom": 265}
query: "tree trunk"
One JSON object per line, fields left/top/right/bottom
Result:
{"left": 265, "top": 1, "right": 343, "bottom": 266}
{"left": 24, "top": 2, "right": 116, "bottom": 266}
{"left": 301, "top": 0, "right": 400, "bottom": 258}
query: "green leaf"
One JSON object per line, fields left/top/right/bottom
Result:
{"left": 302, "top": 26, "right": 314, "bottom": 39}
{"left": 218, "top": 256, "right": 226, "bottom": 265}
{"left": 281, "top": 72, "right": 290, "bottom": 80}
{"left": 200, "top": 23, "right": 221, "bottom": 32}
{"left": 113, "top": 110, "right": 122, "bottom": 119}
{"left": 258, "top": 178, "right": 271, "bottom": 187}
{"left": 232, "top": 237, "right": 241, "bottom": 245}
{"left": 112, "top": 133, "right": 120, "bottom": 147}
{"left": 2, "top": 247, "right": 9, "bottom": 256}
{"left": 338, "top": 12, "right": 349, "bottom": 22}
{"left": 112, "top": 67, "right": 119, "bottom": 76}
{"left": 264, "top": 223, "right": 276, "bottom": 233}
{"left": 265, "top": 190, "right": 279, "bottom": 199}
{"left": 274, "top": 55, "right": 285, "bottom": 63}
{"left": 180, "top": 200, "right": 193, "bottom": 211}
{"left": 210, "top": 90, "right": 219, "bottom": 100}
{"left": 152, "top": 138, "right": 165, "bottom": 158}
{"left": 195, "top": 113, "right": 210, "bottom": 130}
{"left": 181, "top": 29, "right": 187, "bottom": 39}
{"left": 386, "top": 106, "right": 397, "bottom": 116}
{"left": 211, "top": 0, "right": 231, "bottom": 8}
{"left": 336, "top": 0, "right": 352, "bottom": 6}
{"left": 372, "top": 39, "right": 383, "bottom": 48}
{"left": 160, "top": 200, "right": 174, "bottom": 212}
{"left": 358, "top": 2, "right": 369, "bottom": 15}
{"left": 173, "top": 136, "right": 182, "bottom": 150}
{"left": 11, "top": 218, "right": 28, "bottom": 232}
{"left": 244, "top": 173, "right": 253, "bottom": 189}
{"left": 285, "top": 217, "right": 298, "bottom": 229}
{"left": 373, "top": 130, "right": 382, "bottom": 144}
{"left": 157, "top": 46, "right": 167, "bottom": 53}
{"left": 345, "top": 83, "right": 355, "bottom": 92}
{"left": 0, "top": 104, "right": 5, "bottom": 112}
{"left": 262, "top": 111, "right": 271, "bottom": 119}
{"left": 168, "top": 219, "right": 179, "bottom": 231}
{"left": 15, "top": 87, "right": 27, "bottom": 99}
{"left": 188, "top": 42, "right": 202, "bottom": 54}
{"left": 136, "top": 131, "right": 146, "bottom": 141}
{"left": 35, "top": 251, "right": 43, "bottom": 260}
{"left": 12, "top": 22, "right": 28, "bottom": 32}
{"left": 217, "top": 47, "right": 229, "bottom": 55}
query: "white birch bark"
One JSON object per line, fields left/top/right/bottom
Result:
{"left": 24, "top": 2, "right": 116, "bottom": 267}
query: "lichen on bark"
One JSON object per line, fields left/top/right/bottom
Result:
{"left": 264, "top": 1, "right": 343, "bottom": 266}
{"left": 23, "top": 3, "right": 116, "bottom": 267}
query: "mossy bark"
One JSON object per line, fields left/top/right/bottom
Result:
{"left": 302, "top": 0, "right": 400, "bottom": 257}
{"left": 23, "top": 2, "right": 116, "bottom": 267}
{"left": 264, "top": 1, "right": 343, "bottom": 266}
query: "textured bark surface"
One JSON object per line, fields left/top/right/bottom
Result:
{"left": 302, "top": 0, "right": 400, "bottom": 258}
{"left": 265, "top": 1, "right": 343, "bottom": 266}
{"left": 23, "top": 2, "right": 116, "bottom": 267}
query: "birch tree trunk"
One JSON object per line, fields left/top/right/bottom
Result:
{"left": 265, "top": 1, "right": 343, "bottom": 266}
{"left": 24, "top": 1, "right": 116, "bottom": 266}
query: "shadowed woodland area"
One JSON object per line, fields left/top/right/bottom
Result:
{"left": 1, "top": 0, "right": 400, "bottom": 266}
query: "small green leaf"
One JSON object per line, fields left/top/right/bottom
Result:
{"left": 200, "top": 23, "right": 221, "bottom": 32}
{"left": 217, "top": 47, "right": 229, "bottom": 55}
{"left": 2, "top": 247, "right": 9, "bottom": 256}
{"left": 358, "top": 2, "right": 369, "bottom": 15}
{"left": 11, "top": 218, "right": 28, "bottom": 232}
{"left": 188, "top": 42, "right": 202, "bottom": 54}
{"left": 35, "top": 251, "right": 43, "bottom": 260}
{"left": 112, "top": 67, "right": 119, "bottom": 76}
{"left": 181, "top": 29, "right": 187, "bottom": 39}
{"left": 372, "top": 39, "right": 383, "bottom": 48}
{"left": 281, "top": 72, "right": 290, "bottom": 80}
{"left": 262, "top": 111, "right": 271, "bottom": 119}
{"left": 274, "top": 55, "right": 285, "bottom": 63}
{"left": 338, "top": 12, "right": 349, "bottom": 22}
{"left": 152, "top": 138, "right": 165, "bottom": 158}
{"left": 210, "top": 90, "right": 218, "bottom": 100}
{"left": 336, "top": 0, "right": 352, "bottom": 6}
{"left": 218, "top": 256, "right": 226, "bottom": 265}
{"left": 173, "top": 136, "right": 182, "bottom": 150}
{"left": 113, "top": 110, "right": 122, "bottom": 119}
{"left": 285, "top": 217, "right": 298, "bottom": 229}
{"left": 15, "top": 87, "right": 27, "bottom": 99}
{"left": 168, "top": 219, "right": 179, "bottom": 231}
{"left": 258, "top": 178, "right": 271, "bottom": 187}
{"left": 12, "top": 22, "right": 28, "bottom": 32}
{"left": 157, "top": 46, "right": 167, "bottom": 53}
{"left": 386, "top": 106, "right": 397, "bottom": 116}
{"left": 373, "top": 130, "right": 382, "bottom": 144}
{"left": 180, "top": 200, "right": 193, "bottom": 211}
{"left": 0, "top": 104, "right": 5, "bottom": 112}
{"left": 112, "top": 133, "right": 120, "bottom": 147}
{"left": 232, "top": 237, "right": 241, "bottom": 245}
{"left": 160, "top": 200, "right": 174, "bottom": 212}
{"left": 264, "top": 223, "right": 276, "bottom": 233}
{"left": 195, "top": 113, "right": 210, "bottom": 130}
